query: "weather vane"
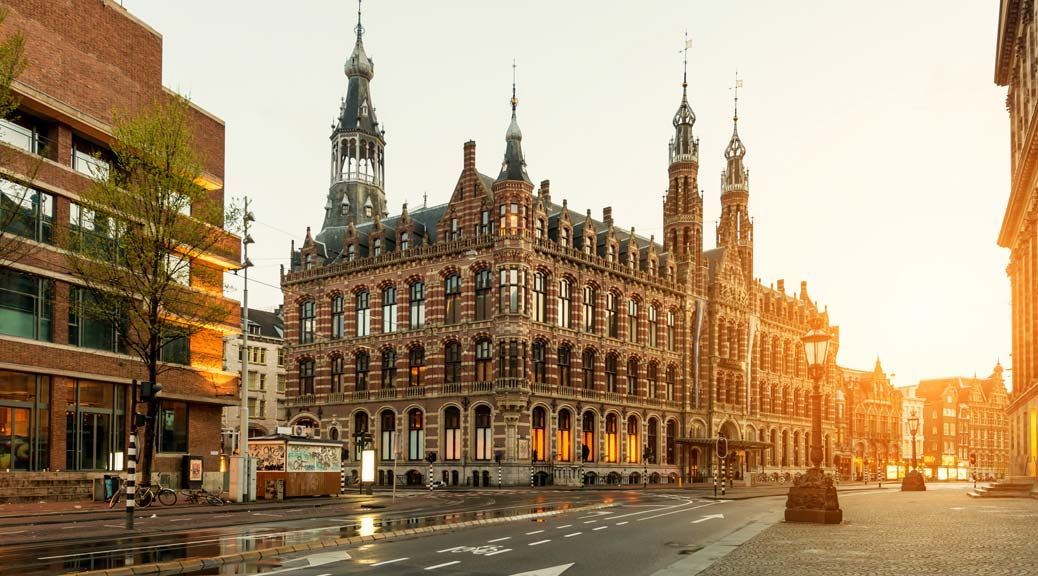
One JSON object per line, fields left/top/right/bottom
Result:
{"left": 355, "top": 0, "right": 364, "bottom": 38}
{"left": 731, "top": 71, "right": 743, "bottom": 122}
{"left": 511, "top": 58, "right": 518, "bottom": 111}
{"left": 680, "top": 31, "right": 692, "bottom": 89}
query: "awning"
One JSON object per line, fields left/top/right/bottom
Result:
{"left": 675, "top": 437, "right": 773, "bottom": 450}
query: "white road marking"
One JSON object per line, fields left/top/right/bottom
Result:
{"left": 507, "top": 563, "right": 575, "bottom": 576}
{"left": 691, "top": 514, "right": 725, "bottom": 524}
{"left": 170, "top": 518, "right": 193, "bottom": 522}
{"left": 637, "top": 502, "right": 720, "bottom": 522}
{"left": 608, "top": 501, "right": 693, "bottom": 520}
{"left": 556, "top": 524, "right": 572, "bottom": 529}
{"left": 61, "top": 525, "right": 80, "bottom": 530}
{"left": 488, "top": 537, "right": 511, "bottom": 543}
{"left": 104, "top": 524, "right": 124, "bottom": 528}
{"left": 583, "top": 520, "right": 597, "bottom": 524}
{"left": 484, "top": 548, "right": 512, "bottom": 556}
{"left": 438, "top": 546, "right": 466, "bottom": 553}
{"left": 426, "top": 561, "right": 461, "bottom": 570}
{"left": 592, "top": 526, "right": 607, "bottom": 531}
{"left": 615, "top": 521, "right": 628, "bottom": 525}
{"left": 526, "top": 529, "right": 544, "bottom": 535}
{"left": 253, "top": 512, "right": 283, "bottom": 517}
{"left": 563, "top": 532, "right": 582, "bottom": 538}
{"left": 528, "top": 539, "right": 551, "bottom": 546}
{"left": 370, "top": 557, "right": 409, "bottom": 567}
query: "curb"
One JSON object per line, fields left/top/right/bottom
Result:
{"left": 65, "top": 502, "right": 617, "bottom": 576}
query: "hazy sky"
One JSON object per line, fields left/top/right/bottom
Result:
{"left": 122, "top": 0, "right": 1010, "bottom": 389}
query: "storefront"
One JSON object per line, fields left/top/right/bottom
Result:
{"left": 0, "top": 370, "right": 49, "bottom": 471}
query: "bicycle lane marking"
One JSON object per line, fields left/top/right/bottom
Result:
{"left": 636, "top": 501, "right": 722, "bottom": 522}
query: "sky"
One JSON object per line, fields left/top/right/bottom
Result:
{"left": 122, "top": 0, "right": 1011, "bottom": 390}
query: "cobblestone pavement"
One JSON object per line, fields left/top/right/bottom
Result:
{"left": 698, "top": 486, "right": 1038, "bottom": 576}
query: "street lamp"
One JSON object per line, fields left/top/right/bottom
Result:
{"left": 784, "top": 318, "right": 842, "bottom": 524}
{"left": 901, "top": 410, "right": 925, "bottom": 491}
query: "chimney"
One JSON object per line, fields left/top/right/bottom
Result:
{"left": 777, "top": 279, "right": 785, "bottom": 294}
{"left": 464, "top": 140, "right": 476, "bottom": 171}
{"left": 603, "top": 206, "right": 613, "bottom": 226}
{"left": 539, "top": 180, "right": 551, "bottom": 206}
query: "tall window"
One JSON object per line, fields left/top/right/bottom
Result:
{"left": 605, "top": 414, "right": 618, "bottom": 463}
{"left": 355, "top": 352, "right": 369, "bottom": 391}
{"left": 0, "top": 371, "right": 49, "bottom": 471}
{"left": 1, "top": 178, "right": 54, "bottom": 244}
{"left": 667, "top": 310, "right": 675, "bottom": 351}
{"left": 373, "top": 236, "right": 382, "bottom": 257}
{"left": 63, "top": 380, "right": 125, "bottom": 470}
{"left": 535, "top": 218, "right": 544, "bottom": 239}
{"left": 355, "top": 291, "right": 370, "bottom": 337}
{"left": 607, "top": 243, "right": 616, "bottom": 263}
{"left": 444, "top": 342, "right": 461, "bottom": 384}
{"left": 479, "top": 209, "right": 490, "bottom": 235}
{"left": 474, "top": 405, "right": 492, "bottom": 460}
{"left": 330, "top": 355, "right": 344, "bottom": 393}
{"left": 647, "top": 419, "right": 658, "bottom": 464}
{"left": 449, "top": 217, "right": 459, "bottom": 240}
{"left": 558, "top": 410, "right": 572, "bottom": 462}
{"left": 606, "top": 292, "right": 618, "bottom": 338}
{"left": 476, "top": 340, "right": 492, "bottom": 382}
{"left": 347, "top": 243, "right": 356, "bottom": 262}
{"left": 627, "top": 357, "right": 639, "bottom": 395}
{"left": 330, "top": 295, "right": 344, "bottom": 339}
{"left": 379, "top": 410, "right": 395, "bottom": 461}
{"left": 558, "top": 345, "right": 572, "bottom": 387}
{"left": 158, "top": 401, "right": 189, "bottom": 453}
{"left": 299, "top": 360, "right": 314, "bottom": 395}
{"left": 582, "top": 412, "right": 595, "bottom": 462}
{"left": 557, "top": 279, "right": 572, "bottom": 329}
{"left": 381, "top": 349, "right": 396, "bottom": 388}
{"left": 354, "top": 412, "right": 370, "bottom": 460}
{"left": 627, "top": 298, "right": 638, "bottom": 343}
{"left": 475, "top": 269, "right": 493, "bottom": 320}
{"left": 444, "top": 407, "right": 461, "bottom": 461}
{"left": 444, "top": 274, "right": 461, "bottom": 324}
{"left": 299, "top": 300, "right": 315, "bottom": 343}
{"left": 399, "top": 231, "right": 409, "bottom": 251}
{"left": 499, "top": 202, "right": 521, "bottom": 235}
{"left": 627, "top": 416, "right": 640, "bottom": 463}
{"left": 560, "top": 226, "right": 570, "bottom": 248}
{"left": 409, "top": 282, "right": 425, "bottom": 329}
{"left": 665, "top": 366, "right": 674, "bottom": 401}
{"left": 666, "top": 420, "right": 676, "bottom": 464}
{"left": 531, "top": 407, "right": 546, "bottom": 461}
{"left": 532, "top": 341, "right": 547, "bottom": 384}
{"left": 381, "top": 287, "right": 397, "bottom": 333}
{"left": 408, "top": 409, "right": 424, "bottom": 460}
{"left": 648, "top": 306, "right": 658, "bottom": 347}
{"left": 499, "top": 269, "right": 524, "bottom": 314}
{"left": 498, "top": 339, "right": 523, "bottom": 378}
{"left": 605, "top": 354, "right": 618, "bottom": 392}
{"left": 408, "top": 347, "right": 425, "bottom": 387}
{"left": 583, "top": 285, "right": 596, "bottom": 333}
{"left": 68, "top": 286, "right": 122, "bottom": 352}
{"left": 647, "top": 362, "right": 658, "bottom": 399}
{"left": 582, "top": 349, "right": 595, "bottom": 389}
{"left": 533, "top": 272, "right": 547, "bottom": 323}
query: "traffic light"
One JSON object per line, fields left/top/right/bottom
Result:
{"left": 134, "top": 413, "right": 149, "bottom": 428}
{"left": 494, "top": 451, "right": 504, "bottom": 464}
{"left": 425, "top": 451, "right": 437, "bottom": 464}
{"left": 139, "top": 381, "right": 163, "bottom": 402}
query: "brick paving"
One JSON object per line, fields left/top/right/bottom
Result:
{"left": 698, "top": 487, "right": 1038, "bottom": 575}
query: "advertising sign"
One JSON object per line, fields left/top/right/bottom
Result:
{"left": 361, "top": 449, "right": 375, "bottom": 483}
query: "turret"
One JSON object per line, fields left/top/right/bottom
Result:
{"left": 716, "top": 76, "right": 753, "bottom": 283}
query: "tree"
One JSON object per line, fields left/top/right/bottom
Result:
{"left": 63, "top": 95, "right": 238, "bottom": 484}
{"left": 0, "top": 7, "right": 42, "bottom": 268}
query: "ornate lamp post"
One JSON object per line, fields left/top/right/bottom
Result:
{"left": 901, "top": 410, "right": 926, "bottom": 491}
{"left": 784, "top": 319, "right": 842, "bottom": 524}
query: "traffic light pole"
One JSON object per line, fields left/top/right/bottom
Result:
{"left": 237, "top": 200, "right": 255, "bottom": 503}
{"left": 126, "top": 380, "right": 138, "bottom": 530}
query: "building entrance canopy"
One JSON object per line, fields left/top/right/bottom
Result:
{"left": 675, "top": 437, "right": 773, "bottom": 451}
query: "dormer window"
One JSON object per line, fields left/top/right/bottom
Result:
{"left": 373, "top": 237, "right": 382, "bottom": 257}
{"left": 341, "top": 201, "right": 350, "bottom": 215}
{"left": 450, "top": 218, "right": 459, "bottom": 241}
{"left": 305, "top": 253, "right": 314, "bottom": 270}
{"left": 584, "top": 238, "right": 593, "bottom": 256}
{"left": 628, "top": 254, "right": 637, "bottom": 271}
{"left": 560, "top": 227, "right": 570, "bottom": 247}
{"left": 400, "top": 231, "right": 410, "bottom": 251}
{"left": 364, "top": 197, "right": 373, "bottom": 218}
{"left": 535, "top": 219, "right": 544, "bottom": 239}
{"left": 347, "top": 244, "right": 356, "bottom": 262}
{"left": 607, "top": 244, "right": 615, "bottom": 263}
{"left": 248, "top": 324, "right": 261, "bottom": 336}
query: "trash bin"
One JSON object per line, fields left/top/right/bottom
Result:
{"left": 103, "top": 474, "right": 119, "bottom": 501}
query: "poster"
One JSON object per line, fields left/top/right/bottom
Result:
{"left": 286, "top": 445, "right": 341, "bottom": 473}
{"left": 189, "top": 458, "right": 203, "bottom": 482}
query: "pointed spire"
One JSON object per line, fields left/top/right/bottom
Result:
{"left": 344, "top": 0, "right": 374, "bottom": 80}
{"left": 669, "top": 33, "right": 697, "bottom": 164}
{"left": 498, "top": 59, "right": 531, "bottom": 183}
{"left": 724, "top": 71, "right": 746, "bottom": 162}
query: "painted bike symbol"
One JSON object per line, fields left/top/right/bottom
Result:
{"left": 444, "top": 545, "right": 505, "bottom": 555}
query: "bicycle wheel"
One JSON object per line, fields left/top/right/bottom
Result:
{"left": 137, "top": 489, "right": 154, "bottom": 508}
{"left": 158, "top": 488, "right": 177, "bottom": 506}
{"left": 107, "top": 488, "right": 123, "bottom": 509}
{"left": 205, "top": 494, "right": 225, "bottom": 506}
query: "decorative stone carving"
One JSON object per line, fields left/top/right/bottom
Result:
{"left": 784, "top": 468, "right": 843, "bottom": 524}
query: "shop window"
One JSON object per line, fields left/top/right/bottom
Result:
{"left": 158, "top": 400, "right": 189, "bottom": 453}
{"left": 0, "top": 370, "right": 50, "bottom": 471}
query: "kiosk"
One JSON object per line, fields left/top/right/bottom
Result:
{"left": 248, "top": 434, "right": 342, "bottom": 498}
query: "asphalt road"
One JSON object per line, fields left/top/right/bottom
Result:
{"left": 224, "top": 491, "right": 785, "bottom": 576}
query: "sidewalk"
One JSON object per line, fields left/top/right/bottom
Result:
{"left": 693, "top": 486, "right": 1038, "bottom": 575}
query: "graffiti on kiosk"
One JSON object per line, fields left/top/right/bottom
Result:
{"left": 286, "top": 445, "right": 341, "bottom": 472}
{"left": 249, "top": 444, "right": 286, "bottom": 471}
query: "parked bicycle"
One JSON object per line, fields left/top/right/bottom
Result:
{"left": 106, "top": 479, "right": 177, "bottom": 508}
{"left": 179, "top": 486, "right": 226, "bottom": 506}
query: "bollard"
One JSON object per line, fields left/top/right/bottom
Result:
{"left": 720, "top": 460, "right": 726, "bottom": 497}
{"left": 126, "top": 433, "right": 136, "bottom": 529}
{"left": 530, "top": 465, "right": 534, "bottom": 488}
{"left": 428, "top": 464, "right": 433, "bottom": 491}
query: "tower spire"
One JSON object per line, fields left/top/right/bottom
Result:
{"left": 682, "top": 31, "right": 690, "bottom": 94}
{"left": 511, "top": 58, "right": 518, "bottom": 112}
{"left": 355, "top": 0, "right": 364, "bottom": 39}
{"left": 670, "top": 34, "right": 697, "bottom": 164}
{"left": 498, "top": 59, "right": 531, "bottom": 183}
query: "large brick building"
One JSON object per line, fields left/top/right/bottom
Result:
{"left": 281, "top": 11, "right": 842, "bottom": 486}
{"left": 0, "top": 0, "right": 239, "bottom": 499}
{"left": 835, "top": 360, "right": 903, "bottom": 480}
{"left": 995, "top": 0, "right": 1038, "bottom": 482}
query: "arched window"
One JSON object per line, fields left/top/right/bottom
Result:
{"left": 648, "top": 306, "right": 658, "bottom": 347}
{"left": 665, "top": 420, "right": 676, "bottom": 464}
{"left": 299, "top": 359, "right": 314, "bottom": 395}
{"left": 300, "top": 300, "right": 316, "bottom": 343}
{"left": 408, "top": 347, "right": 425, "bottom": 387}
{"left": 444, "top": 274, "right": 461, "bottom": 325}
{"left": 330, "top": 296, "right": 343, "bottom": 339}
{"left": 605, "top": 414, "right": 619, "bottom": 463}
{"left": 444, "top": 342, "right": 461, "bottom": 384}
{"left": 355, "top": 352, "right": 369, "bottom": 392}
{"left": 582, "top": 412, "right": 596, "bottom": 462}
{"left": 378, "top": 410, "right": 394, "bottom": 461}
{"left": 474, "top": 405, "right": 492, "bottom": 461}
{"left": 476, "top": 340, "right": 492, "bottom": 382}
{"left": 330, "top": 355, "right": 344, "bottom": 393}
{"left": 532, "top": 341, "right": 547, "bottom": 384}
{"left": 380, "top": 349, "right": 397, "bottom": 389}
{"left": 558, "top": 410, "right": 572, "bottom": 462}
{"left": 605, "top": 354, "right": 618, "bottom": 392}
{"left": 356, "top": 290, "right": 370, "bottom": 337}
{"left": 557, "top": 278, "right": 572, "bottom": 329}
{"left": 533, "top": 272, "right": 547, "bottom": 323}
{"left": 381, "top": 286, "right": 397, "bottom": 333}
{"left": 409, "top": 282, "right": 425, "bottom": 329}
{"left": 407, "top": 409, "right": 424, "bottom": 461}
{"left": 647, "top": 419, "right": 658, "bottom": 464}
{"left": 582, "top": 349, "right": 595, "bottom": 389}
{"left": 583, "top": 285, "right": 596, "bottom": 333}
{"left": 444, "top": 406, "right": 461, "bottom": 461}
{"left": 353, "top": 411, "right": 369, "bottom": 460}
{"left": 532, "top": 406, "right": 547, "bottom": 462}
{"left": 647, "top": 362, "right": 658, "bottom": 399}
{"left": 475, "top": 269, "right": 493, "bottom": 321}
{"left": 666, "top": 365, "right": 676, "bottom": 401}
{"left": 627, "top": 357, "right": 639, "bottom": 396}
{"left": 627, "top": 416, "right": 640, "bottom": 463}
{"left": 558, "top": 345, "right": 572, "bottom": 387}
